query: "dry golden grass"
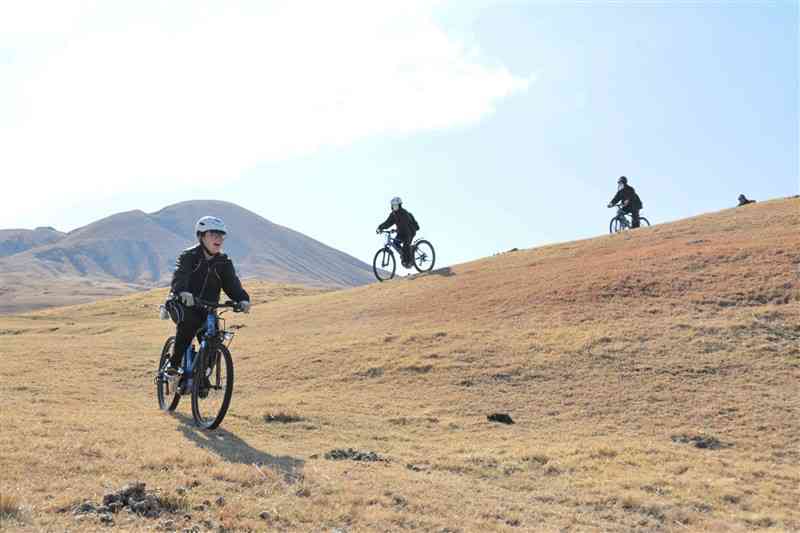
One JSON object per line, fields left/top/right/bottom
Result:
{"left": 1, "top": 198, "right": 799, "bottom": 532}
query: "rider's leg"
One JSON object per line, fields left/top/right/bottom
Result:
{"left": 631, "top": 208, "right": 641, "bottom": 228}
{"left": 171, "top": 307, "right": 207, "bottom": 369}
{"left": 400, "top": 233, "right": 414, "bottom": 266}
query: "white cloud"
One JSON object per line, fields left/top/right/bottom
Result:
{"left": 1, "top": 1, "right": 530, "bottom": 225}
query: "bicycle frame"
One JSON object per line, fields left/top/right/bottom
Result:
{"left": 382, "top": 231, "right": 404, "bottom": 253}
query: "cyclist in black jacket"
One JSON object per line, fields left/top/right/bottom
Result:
{"left": 166, "top": 216, "right": 250, "bottom": 375}
{"left": 608, "top": 176, "right": 644, "bottom": 228}
{"left": 377, "top": 197, "right": 420, "bottom": 268}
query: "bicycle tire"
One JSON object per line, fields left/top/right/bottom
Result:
{"left": 156, "top": 336, "right": 181, "bottom": 411}
{"left": 373, "top": 247, "right": 396, "bottom": 282}
{"left": 191, "top": 343, "right": 234, "bottom": 430}
{"left": 639, "top": 217, "right": 650, "bottom": 227}
{"left": 412, "top": 240, "right": 436, "bottom": 273}
{"left": 609, "top": 217, "right": 625, "bottom": 234}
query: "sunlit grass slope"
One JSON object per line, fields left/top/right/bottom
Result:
{"left": 1, "top": 197, "right": 798, "bottom": 532}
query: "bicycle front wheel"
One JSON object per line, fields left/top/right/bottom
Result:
{"left": 191, "top": 344, "right": 234, "bottom": 430}
{"left": 412, "top": 240, "right": 436, "bottom": 273}
{"left": 373, "top": 248, "right": 396, "bottom": 282}
{"left": 156, "top": 337, "right": 181, "bottom": 411}
{"left": 609, "top": 217, "right": 625, "bottom": 234}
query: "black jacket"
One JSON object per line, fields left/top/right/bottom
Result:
{"left": 170, "top": 244, "right": 249, "bottom": 303}
{"left": 377, "top": 207, "right": 420, "bottom": 238}
{"left": 610, "top": 185, "right": 643, "bottom": 210}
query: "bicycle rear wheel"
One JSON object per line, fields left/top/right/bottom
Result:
{"left": 639, "top": 217, "right": 650, "bottom": 227}
{"left": 191, "top": 343, "right": 233, "bottom": 430}
{"left": 156, "top": 336, "right": 181, "bottom": 411}
{"left": 412, "top": 240, "right": 436, "bottom": 273}
{"left": 373, "top": 248, "right": 396, "bottom": 282}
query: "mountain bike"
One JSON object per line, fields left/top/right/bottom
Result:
{"left": 373, "top": 230, "right": 436, "bottom": 282}
{"left": 156, "top": 298, "right": 242, "bottom": 430}
{"left": 608, "top": 204, "right": 650, "bottom": 234}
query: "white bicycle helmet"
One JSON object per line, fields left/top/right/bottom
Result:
{"left": 390, "top": 197, "right": 402, "bottom": 210}
{"left": 195, "top": 216, "right": 227, "bottom": 236}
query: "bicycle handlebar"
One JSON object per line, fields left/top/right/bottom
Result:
{"left": 195, "top": 298, "right": 241, "bottom": 311}
{"left": 378, "top": 229, "right": 397, "bottom": 234}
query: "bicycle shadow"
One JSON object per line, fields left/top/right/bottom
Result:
{"left": 406, "top": 266, "right": 456, "bottom": 279}
{"left": 173, "top": 412, "right": 304, "bottom": 483}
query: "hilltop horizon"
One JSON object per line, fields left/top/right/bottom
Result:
{"left": 1, "top": 196, "right": 797, "bottom": 531}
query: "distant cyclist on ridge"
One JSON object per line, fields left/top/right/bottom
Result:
{"left": 376, "top": 197, "right": 420, "bottom": 268}
{"left": 608, "top": 176, "right": 644, "bottom": 228}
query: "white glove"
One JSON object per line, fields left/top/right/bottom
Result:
{"left": 179, "top": 292, "right": 194, "bottom": 307}
{"left": 238, "top": 300, "right": 251, "bottom": 313}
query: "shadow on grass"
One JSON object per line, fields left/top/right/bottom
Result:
{"left": 407, "top": 266, "right": 455, "bottom": 279}
{"left": 173, "top": 412, "right": 304, "bottom": 482}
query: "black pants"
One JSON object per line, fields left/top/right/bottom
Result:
{"left": 396, "top": 233, "right": 415, "bottom": 265}
{"left": 623, "top": 206, "right": 641, "bottom": 228}
{"left": 171, "top": 307, "right": 208, "bottom": 368}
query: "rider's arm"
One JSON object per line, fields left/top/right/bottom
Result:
{"left": 171, "top": 250, "right": 195, "bottom": 295}
{"left": 219, "top": 259, "right": 249, "bottom": 303}
{"left": 609, "top": 189, "right": 623, "bottom": 206}
{"left": 377, "top": 212, "right": 394, "bottom": 231}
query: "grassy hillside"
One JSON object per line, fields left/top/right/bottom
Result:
{"left": 1, "top": 198, "right": 798, "bottom": 532}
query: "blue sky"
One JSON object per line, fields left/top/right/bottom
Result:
{"left": 2, "top": 1, "right": 797, "bottom": 268}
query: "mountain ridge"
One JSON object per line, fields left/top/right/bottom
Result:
{"left": 0, "top": 200, "right": 375, "bottom": 312}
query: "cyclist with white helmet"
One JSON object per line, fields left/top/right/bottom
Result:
{"left": 165, "top": 216, "right": 251, "bottom": 376}
{"left": 376, "top": 197, "right": 420, "bottom": 268}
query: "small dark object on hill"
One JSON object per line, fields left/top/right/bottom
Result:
{"left": 737, "top": 194, "right": 756, "bottom": 206}
{"left": 671, "top": 434, "right": 729, "bottom": 450}
{"left": 263, "top": 413, "right": 304, "bottom": 424}
{"left": 487, "top": 413, "right": 515, "bottom": 425}
{"left": 324, "top": 448, "right": 385, "bottom": 462}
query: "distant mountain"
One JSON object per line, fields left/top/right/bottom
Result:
{"left": 0, "top": 226, "right": 65, "bottom": 257}
{"left": 0, "top": 201, "right": 374, "bottom": 312}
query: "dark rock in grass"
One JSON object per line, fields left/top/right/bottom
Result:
{"left": 73, "top": 501, "right": 97, "bottom": 515}
{"left": 263, "top": 413, "right": 304, "bottom": 424}
{"left": 119, "top": 482, "right": 147, "bottom": 504}
{"left": 671, "top": 434, "right": 730, "bottom": 450}
{"left": 324, "top": 448, "right": 385, "bottom": 462}
{"left": 102, "top": 493, "right": 120, "bottom": 506}
{"left": 487, "top": 413, "right": 515, "bottom": 425}
{"left": 129, "top": 495, "right": 162, "bottom": 518}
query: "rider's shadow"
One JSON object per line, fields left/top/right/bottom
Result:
{"left": 173, "top": 413, "right": 304, "bottom": 483}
